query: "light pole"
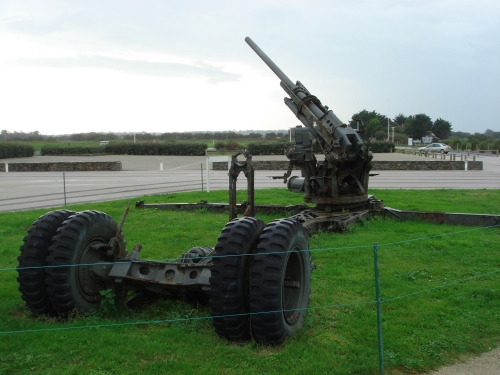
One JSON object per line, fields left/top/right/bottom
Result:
{"left": 391, "top": 127, "right": 395, "bottom": 143}
{"left": 387, "top": 118, "right": 390, "bottom": 141}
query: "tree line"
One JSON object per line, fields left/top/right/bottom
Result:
{"left": 1, "top": 110, "right": 498, "bottom": 144}
{"left": 348, "top": 110, "right": 456, "bottom": 142}
{"left": 0, "top": 130, "right": 289, "bottom": 142}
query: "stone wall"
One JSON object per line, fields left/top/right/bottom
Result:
{"left": 0, "top": 161, "right": 122, "bottom": 172}
{"left": 371, "top": 161, "right": 466, "bottom": 170}
{"left": 467, "top": 161, "right": 483, "bottom": 170}
{"left": 213, "top": 160, "right": 483, "bottom": 171}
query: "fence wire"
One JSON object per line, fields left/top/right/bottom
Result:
{"left": 1, "top": 224, "right": 498, "bottom": 335}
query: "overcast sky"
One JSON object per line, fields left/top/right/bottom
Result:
{"left": 0, "top": 0, "right": 499, "bottom": 136}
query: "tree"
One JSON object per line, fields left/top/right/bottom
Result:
{"left": 365, "top": 118, "right": 383, "bottom": 138}
{"left": 70, "top": 133, "right": 86, "bottom": 141}
{"left": 450, "top": 131, "right": 471, "bottom": 139}
{"left": 265, "top": 132, "right": 277, "bottom": 139}
{"left": 349, "top": 109, "right": 390, "bottom": 139}
{"left": 247, "top": 132, "right": 262, "bottom": 139}
{"left": 374, "top": 130, "right": 387, "bottom": 141}
{"left": 176, "top": 132, "right": 193, "bottom": 140}
{"left": 404, "top": 114, "right": 432, "bottom": 139}
{"left": 484, "top": 129, "right": 500, "bottom": 139}
{"left": 393, "top": 113, "right": 407, "bottom": 127}
{"left": 349, "top": 109, "right": 388, "bottom": 128}
{"left": 432, "top": 118, "right": 452, "bottom": 140}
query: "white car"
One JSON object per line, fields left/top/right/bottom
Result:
{"left": 418, "top": 143, "right": 451, "bottom": 154}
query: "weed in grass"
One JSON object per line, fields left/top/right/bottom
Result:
{"left": 99, "top": 289, "right": 118, "bottom": 316}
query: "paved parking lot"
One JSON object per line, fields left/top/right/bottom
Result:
{"left": 1, "top": 153, "right": 499, "bottom": 212}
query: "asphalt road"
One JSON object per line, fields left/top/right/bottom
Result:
{"left": 1, "top": 153, "right": 499, "bottom": 212}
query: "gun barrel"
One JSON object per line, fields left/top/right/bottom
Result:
{"left": 245, "top": 37, "right": 295, "bottom": 89}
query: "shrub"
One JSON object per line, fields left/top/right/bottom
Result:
{"left": 40, "top": 142, "right": 206, "bottom": 156}
{"left": 105, "top": 142, "right": 206, "bottom": 156}
{"left": 247, "top": 142, "right": 287, "bottom": 155}
{"left": 369, "top": 141, "right": 395, "bottom": 153}
{"left": 0, "top": 142, "right": 35, "bottom": 159}
{"left": 41, "top": 146, "right": 104, "bottom": 155}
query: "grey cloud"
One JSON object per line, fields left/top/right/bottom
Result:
{"left": 14, "top": 55, "right": 240, "bottom": 83}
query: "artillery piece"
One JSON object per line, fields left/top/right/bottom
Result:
{"left": 16, "top": 37, "right": 500, "bottom": 346}
{"left": 245, "top": 37, "right": 373, "bottom": 211}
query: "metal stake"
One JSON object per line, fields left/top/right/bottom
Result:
{"left": 63, "top": 172, "right": 67, "bottom": 206}
{"left": 373, "top": 242, "right": 384, "bottom": 374}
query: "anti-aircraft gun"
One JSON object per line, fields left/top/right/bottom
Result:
{"left": 245, "top": 37, "right": 374, "bottom": 211}
{"left": 15, "top": 36, "right": 500, "bottom": 350}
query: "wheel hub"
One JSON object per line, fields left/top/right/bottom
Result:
{"left": 77, "top": 240, "right": 111, "bottom": 302}
{"left": 282, "top": 249, "right": 304, "bottom": 325}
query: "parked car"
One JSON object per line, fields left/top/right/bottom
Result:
{"left": 418, "top": 143, "right": 451, "bottom": 154}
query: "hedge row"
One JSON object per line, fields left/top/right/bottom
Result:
{"left": 0, "top": 142, "right": 35, "bottom": 159}
{"left": 369, "top": 141, "right": 395, "bottom": 153}
{"left": 247, "top": 140, "right": 394, "bottom": 155}
{"left": 247, "top": 142, "right": 287, "bottom": 155}
{"left": 105, "top": 142, "right": 206, "bottom": 156}
{"left": 41, "top": 142, "right": 207, "bottom": 156}
{"left": 442, "top": 139, "right": 500, "bottom": 151}
{"left": 40, "top": 140, "right": 392, "bottom": 157}
{"left": 41, "top": 146, "right": 105, "bottom": 155}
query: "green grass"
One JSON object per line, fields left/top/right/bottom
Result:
{"left": 0, "top": 189, "right": 499, "bottom": 374}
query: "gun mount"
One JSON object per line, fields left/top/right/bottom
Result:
{"left": 245, "top": 37, "right": 373, "bottom": 210}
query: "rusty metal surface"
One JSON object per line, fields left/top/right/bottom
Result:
{"left": 229, "top": 151, "right": 255, "bottom": 220}
{"left": 290, "top": 208, "right": 371, "bottom": 235}
{"left": 382, "top": 207, "right": 500, "bottom": 227}
{"left": 136, "top": 200, "right": 309, "bottom": 216}
{"left": 245, "top": 37, "right": 373, "bottom": 208}
{"left": 109, "top": 259, "right": 211, "bottom": 291}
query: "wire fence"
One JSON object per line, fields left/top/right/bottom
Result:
{"left": 1, "top": 223, "right": 499, "bottom": 373}
{"left": 0, "top": 160, "right": 295, "bottom": 212}
{"left": 0, "top": 194, "right": 500, "bottom": 374}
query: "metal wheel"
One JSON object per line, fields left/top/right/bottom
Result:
{"left": 17, "top": 210, "right": 76, "bottom": 315}
{"left": 209, "top": 217, "right": 265, "bottom": 341}
{"left": 45, "top": 211, "right": 119, "bottom": 316}
{"left": 250, "top": 218, "right": 311, "bottom": 345}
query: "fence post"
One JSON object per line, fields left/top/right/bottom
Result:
{"left": 63, "top": 172, "right": 67, "bottom": 206}
{"left": 206, "top": 158, "right": 210, "bottom": 192}
{"left": 201, "top": 163, "right": 204, "bottom": 191}
{"left": 373, "top": 242, "right": 385, "bottom": 375}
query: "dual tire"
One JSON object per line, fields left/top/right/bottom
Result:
{"left": 17, "top": 210, "right": 119, "bottom": 316}
{"left": 18, "top": 211, "right": 310, "bottom": 344}
{"left": 209, "top": 217, "right": 311, "bottom": 345}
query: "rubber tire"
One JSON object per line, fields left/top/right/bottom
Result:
{"left": 250, "top": 218, "right": 311, "bottom": 345}
{"left": 45, "top": 210, "right": 119, "bottom": 316}
{"left": 17, "top": 210, "right": 76, "bottom": 315}
{"left": 209, "top": 217, "right": 265, "bottom": 341}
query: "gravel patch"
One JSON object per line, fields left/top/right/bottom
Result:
{"left": 425, "top": 347, "right": 500, "bottom": 375}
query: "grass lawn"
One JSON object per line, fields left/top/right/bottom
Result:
{"left": 0, "top": 189, "right": 499, "bottom": 374}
